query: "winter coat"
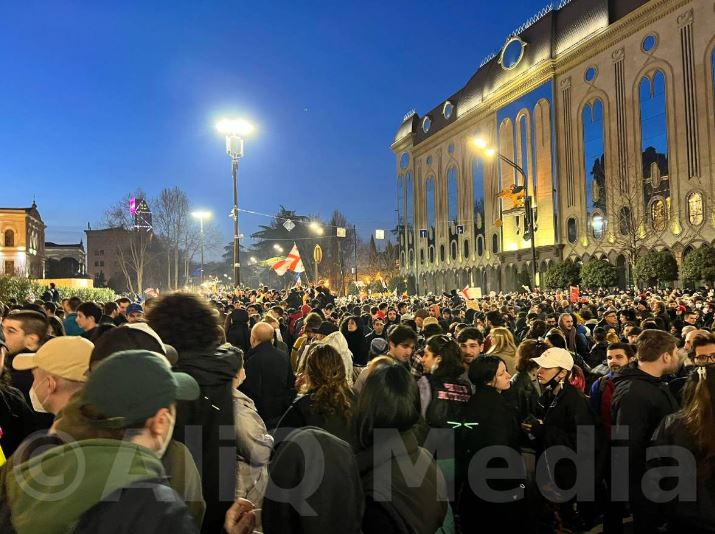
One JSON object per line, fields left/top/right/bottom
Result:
{"left": 503, "top": 370, "right": 543, "bottom": 423}
{"left": 225, "top": 309, "right": 251, "bottom": 354}
{"left": 587, "top": 341, "right": 608, "bottom": 369}
{"left": 273, "top": 392, "right": 355, "bottom": 446}
{"left": 232, "top": 388, "right": 272, "bottom": 508}
{"left": 240, "top": 341, "right": 295, "bottom": 428}
{"left": 650, "top": 413, "right": 715, "bottom": 533}
{"left": 173, "top": 343, "right": 241, "bottom": 534}
{"left": 0, "top": 384, "right": 37, "bottom": 457}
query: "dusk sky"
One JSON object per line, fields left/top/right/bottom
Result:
{"left": 1, "top": 0, "right": 548, "bottom": 256}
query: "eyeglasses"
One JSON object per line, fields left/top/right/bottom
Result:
{"left": 693, "top": 353, "right": 715, "bottom": 365}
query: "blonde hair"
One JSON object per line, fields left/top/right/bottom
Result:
{"left": 487, "top": 327, "right": 517, "bottom": 357}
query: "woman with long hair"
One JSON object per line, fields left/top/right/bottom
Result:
{"left": 651, "top": 366, "right": 715, "bottom": 531}
{"left": 503, "top": 338, "right": 547, "bottom": 422}
{"left": 274, "top": 344, "right": 354, "bottom": 444}
{"left": 486, "top": 326, "right": 518, "bottom": 374}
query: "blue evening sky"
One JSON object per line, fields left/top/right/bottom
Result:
{"left": 0, "top": 0, "right": 548, "bottom": 253}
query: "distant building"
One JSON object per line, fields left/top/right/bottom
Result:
{"left": 393, "top": 0, "right": 715, "bottom": 294}
{"left": 44, "top": 242, "right": 87, "bottom": 278}
{"left": 0, "top": 202, "right": 46, "bottom": 277}
{"left": 85, "top": 227, "right": 130, "bottom": 287}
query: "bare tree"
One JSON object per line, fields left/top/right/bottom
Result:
{"left": 152, "top": 187, "right": 189, "bottom": 289}
{"left": 105, "top": 191, "right": 154, "bottom": 294}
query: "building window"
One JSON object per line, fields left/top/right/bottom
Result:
{"left": 492, "top": 233, "right": 499, "bottom": 254}
{"left": 447, "top": 167, "right": 458, "bottom": 226}
{"left": 500, "top": 36, "right": 526, "bottom": 70}
{"left": 426, "top": 176, "right": 436, "bottom": 231}
{"left": 463, "top": 240, "right": 470, "bottom": 259}
{"left": 4, "top": 261, "right": 14, "bottom": 274}
{"left": 440, "top": 245, "right": 445, "bottom": 262}
{"left": 429, "top": 246, "right": 434, "bottom": 263}
{"left": 583, "top": 99, "right": 607, "bottom": 233}
{"left": 422, "top": 116, "right": 432, "bottom": 133}
{"left": 687, "top": 192, "right": 704, "bottom": 226}
{"left": 639, "top": 70, "right": 670, "bottom": 213}
{"left": 642, "top": 34, "right": 658, "bottom": 53}
{"left": 99, "top": 261, "right": 105, "bottom": 267}
{"left": 443, "top": 101, "right": 454, "bottom": 119}
{"left": 405, "top": 172, "right": 414, "bottom": 231}
{"left": 400, "top": 152, "right": 410, "bottom": 169}
{"left": 94, "top": 261, "right": 99, "bottom": 267}
{"left": 420, "top": 250, "right": 425, "bottom": 265}
{"left": 584, "top": 66, "right": 597, "bottom": 83}
{"left": 100, "top": 250, "right": 104, "bottom": 256}
{"left": 650, "top": 198, "right": 667, "bottom": 232}
{"left": 592, "top": 212, "right": 605, "bottom": 240}
{"left": 567, "top": 218, "right": 577, "bottom": 243}
{"left": 448, "top": 143, "right": 455, "bottom": 154}
{"left": 3, "top": 229, "right": 14, "bottom": 247}
{"left": 477, "top": 236, "right": 484, "bottom": 257}
{"left": 451, "top": 242, "right": 457, "bottom": 261}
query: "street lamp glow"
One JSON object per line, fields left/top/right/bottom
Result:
{"left": 191, "top": 211, "right": 212, "bottom": 220}
{"left": 273, "top": 244, "right": 284, "bottom": 252}
{"left": 309, "top": 221, "right": 324, "bottom": 235}
{"left": 216, "top": 118, "right": 255, "bottom": 136}
{"left": 250, "top": 256, "right": 257, "bottom": 263}
{"left": 484, "top": 147, "right": 497, "bottom": 158}
{"left": 472, "top": 137, "right": 488, "bottom": 149}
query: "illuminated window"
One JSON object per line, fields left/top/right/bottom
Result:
{"left": 592, "top": 212, "right": 605, "bottom": 240}
{"left": 650, "top": 198, "right": 667, "bottom": 232}
{"left": 687, "top": 192, "right": 703, "bottom": 226}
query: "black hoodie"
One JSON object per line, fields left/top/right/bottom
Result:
{"left": 172, "top": 343, "right": 240, "bottom": 534}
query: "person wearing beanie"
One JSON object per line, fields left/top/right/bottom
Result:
{"left": 369, "top": 337, "right": 388, "bottom": 359}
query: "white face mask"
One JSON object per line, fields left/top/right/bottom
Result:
{"left": 156, "top": 411, "right": 175, "bottom": 458}
{"left": 30, "top": 380, "right": 49, "bottom": 413}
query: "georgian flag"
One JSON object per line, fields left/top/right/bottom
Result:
{"left": 271, "top": 244, "right": 305, "bottom": 276}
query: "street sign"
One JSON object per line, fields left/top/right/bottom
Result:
{"left": 283, "top": 219, "right": 295, "bottom": 232}
{"left": 456, "top": 225, "right": 464, "bottom": 234}
{"left": 337, "top": 227, "right": 347, "bottom": 238}
{"left": 313, "top": 245, "right": 323, "bottom": 263}
{"left": 419, "top": 229, "right": 428, "bottom": 238}
{"left": 375, "top": 229, "right": 385, "bottom": 240}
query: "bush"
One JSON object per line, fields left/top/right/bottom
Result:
{"left": 580, "top": 259, "right": 618, "bottom": 289}
{"left": 0, "top": 275, "right": 116, "bottom": 304}
{"left": 682, "top": 246, "right": 715, "bottom": 285}
{"left": 633, "top": 250, "right": 678, "bottom": 287}
{"left": 543, "top": 261, "right": 581, "bottom": 289}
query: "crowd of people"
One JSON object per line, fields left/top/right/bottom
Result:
{"left": 0, "top": 282, "right": 714, "bottom": 533}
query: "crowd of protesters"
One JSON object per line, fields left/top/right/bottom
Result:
{"left": 0, "top": 282, "right": 714, "bottom": 533}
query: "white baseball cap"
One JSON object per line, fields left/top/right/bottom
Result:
{"left": 532, "top": 347, "right": 574, "bottom": 371}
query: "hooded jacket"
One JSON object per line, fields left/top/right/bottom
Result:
{"left": 1, "top": 439, "right": 197, "bottom": 534}
{"left": 173, "top": 343, "right": 241, "bottom": 533}
{"left": 262, "top": 427, "right": 363, "bottom": 534}
{"left": 225, "top": 308, "right": 251, "bottom": 354}
{"left": 317, "top": 331, "right": 355, "bottom": 387}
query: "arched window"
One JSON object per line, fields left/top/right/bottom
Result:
{"left": 582, "top": 99, "right": 606, "bottom": 236}
{"left": 473, "top": 158, "right": 485, "bottom": 240}
{"left": 639, "top": 71, "right": 670, "bottom": 212}
{"left": 477, "top": 236, "right": 484, "bottom": 257}
{"left": 396, "top": 175, "right": 405, "bottom": 228}
{"left": 440, "top": 245, "right": 446, "bottom": 262}
{"left": 420, "top": 249, "right": 425, "bottom": 265}
{"left": 4, "top": 229, "right": 14, "bottom": 247}
{"left": 426, "top": 176, "right": 435, "bottom": 231}
{"left": 492, "top": 233, "right": 499, "bottom": 254}
{"left": 687, "top": 192, "right": 703, "bottom": 226}
{"left": 447, "top": 167, "right": 458, "bottom": 226}
{"left": 463, "top": 240, "right": 470, "bottom": 259}
{"left": 405, "top": 172, "right": 414, "bottom": 231}
{"left": 429, "top": 246, "right": 434, "bottom": 264}
{"left": 451, "top": 242, "right": 457, "bottom": 261}
{"left": 650, "top": 198, "right": 667, "bottom": 232}
{"left": 567, "top": 218, "right": 577, "bottom": 243}
{"left": 619, "top": 206, "right": 632, "bottom": 236}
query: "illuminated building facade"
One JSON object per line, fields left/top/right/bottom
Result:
{"left": 0, "top": 202, "right": 46, "bottom": 278}
{"left": 393, "top": 0, "right": 715, "bottom": 293}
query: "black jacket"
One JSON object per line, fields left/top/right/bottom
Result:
{"left": 273, "top": 392, "right": 355, "bottom": 445}
{"left": 531, "top": 382, "right": 606, "bottom": 494}
{"left": 503, "top": 370, "right": 542, "bottom": 423}
{"left": 0, "top": 384, "right": 36, "bottom": 457}
{"left": 456, "top": 386, "right": 526, "bottom": 532}
{"left": 226, "top": 309, "right": 250, "bottom": 354}
{"left": 611, "top": 367, "right": 679, "bottom": 484}
{"left": 73, "top": 478, "right": 199, "bottom": 534}
{"left": 650, "top": 413, "right": 715, "bottom": 533}
{"left": 173, "top": 343, "right": 240, "bottom": 534}
{"left": 586, "top": 341, "right": 608, "bottom": 369}
{"left": 240, "top": 341, "right": 295, "bottom": 428}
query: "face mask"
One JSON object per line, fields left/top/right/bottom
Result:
{"left": 155, "top": 411, "right": 175, "bottom": 458}
{"left": 30, "top": 380, "right": 49, "bottom": 413}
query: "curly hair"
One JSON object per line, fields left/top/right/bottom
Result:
{"left": 146, "top": 292, "right": 222, "bottom": 353}
{"left": 303, "top": 344, "right": 352, "bottom": 421}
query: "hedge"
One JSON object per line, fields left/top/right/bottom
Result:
{"left": 0, "top": 275, "right": 116, "bottom": 304}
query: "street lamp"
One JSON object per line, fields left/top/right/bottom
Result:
{"left": 309, "top": 221, "right": 324, "bottom": 235}
{"left": 471, "top": 136, "right": 539, "bottom": 288}
{"left": 191, "top": 211, "right": 211, "bottom": 284}
{"left": 217, "top": 118, "right": 255, "bottom": 287}
{"left": 273, "top": 244, "right": 284, "bottom": 253}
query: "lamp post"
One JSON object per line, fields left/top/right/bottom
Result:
{"left": 217, "top": 118, "right": 254, "bottom": 287}
{"left": 191, "top": 211, "right": 211, "bottom": 284}
{"left": 471, "top": 137, "right": 539, "bottom": 288}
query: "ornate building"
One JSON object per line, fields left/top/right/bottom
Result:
{"left": 393, "top": 0, "right": 715, "bottom": 294}
{"left": 0, "top": 202, "right": 46, "bottom": 278}
{"left": 44, "top": 242, "right": 87, "bottom": 278}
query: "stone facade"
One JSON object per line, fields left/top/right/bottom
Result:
{"left": 44, "top": 242, "right": 87, "bottom": 278}
{"left": 393, "top": 0, "right": 715, "bottom": 294}
{"left": 0, "top": 202, "right": 46, "bottom": 278}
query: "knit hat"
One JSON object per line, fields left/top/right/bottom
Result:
{"left": 369, "top": 338, "right": 388, "bottom": 357}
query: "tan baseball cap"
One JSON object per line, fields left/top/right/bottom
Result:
{"left": 423, "top": 317, "right": 440, "bottom": 327}
{"left": 13, "top": 337, "right": 94, "bottom": 382}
